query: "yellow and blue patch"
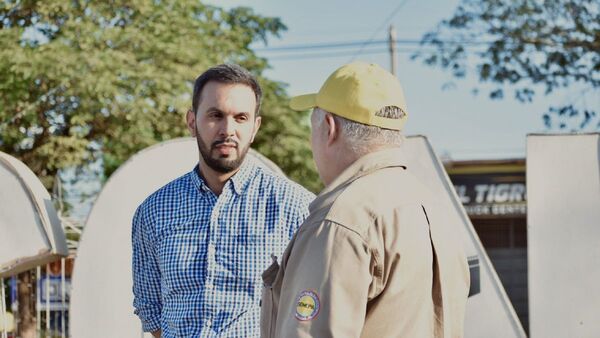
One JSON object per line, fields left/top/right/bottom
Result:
{"left": 294, "top": 290, "right": 320, "bottom": 321}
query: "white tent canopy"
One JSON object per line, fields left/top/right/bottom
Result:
{"left": 0, "top": 151, "right": 68, "bottom": 278}
{"left": 399, "top": 136, "right": 526, "bottom": 338}
{"left": 70, "top": 138, "right": 284, "bottom": 338}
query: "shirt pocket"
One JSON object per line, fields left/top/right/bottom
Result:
{"left": 234, "top": 216, "right": 259, "bottom": 246}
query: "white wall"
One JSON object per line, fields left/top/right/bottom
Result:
{"left": 527, "top": 133, "right": 600, "bottom": 338}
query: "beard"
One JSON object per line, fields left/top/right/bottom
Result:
{"left": 195, "top": 126, "right": 251, "bottom": 173}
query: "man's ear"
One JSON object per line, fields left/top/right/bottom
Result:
{"left": 186, "top": 109, "right": 196, "bottom": 136}
{"left": 324, "top": 113, "right": 338, "bottom": 146}
{"left": 250, "top": 116, "right": 262, "bottom": 143}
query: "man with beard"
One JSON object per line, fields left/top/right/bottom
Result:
{"left": 132, "top": 64, "right": 314, "bottom": 338}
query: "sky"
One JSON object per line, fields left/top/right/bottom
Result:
{"left": 207, "top": 0, "right": 594, "bottom": 160}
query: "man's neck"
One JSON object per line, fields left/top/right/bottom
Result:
{"left": 197, "top": 162, "right": 239, "bottom": 195}
{"left": 323, "top": 143, "right": 393, "bottom": 187}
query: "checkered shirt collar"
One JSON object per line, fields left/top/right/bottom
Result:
{"left": 189, "top": 157, "right": 257, "bottom": 195}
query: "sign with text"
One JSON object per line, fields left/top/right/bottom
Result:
{"left": 38, "top": 276, "right": 71, "bottom": 311}
{"left": 450, "top": 173, "right": 526, "bottom": 217}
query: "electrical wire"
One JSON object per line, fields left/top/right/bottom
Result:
{"left": 349, "top": 0, "right": 411, "bottom": 61}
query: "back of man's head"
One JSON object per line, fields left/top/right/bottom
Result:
{"left": 315, "top": 106, "right": 405, "bottom": 156}
{"left": 290, "top": 62, "right": 408, "bottom": 156}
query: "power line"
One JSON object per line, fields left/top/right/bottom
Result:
{"left": 256, "top": 39, "right": 389, "bottom": 52}
{"left": 349, "top": 0, "right": 411, "bottom": 61}
{"left": 258, "top": 44, "right": 487, "bottom": 61}
{"left": 256, "top": 38, "right": 492, "bottom": 53}
{"left": 257, "top": 34, "right": 581, "bottom": 55}
{"left": 261, "top": 46, "right": 485, "bottom": 61}
{"left": 266, "top": 49, "right": 390, "bottom": 61}
{"left": 264, "top": 47, "right": 465, "bottom": 61}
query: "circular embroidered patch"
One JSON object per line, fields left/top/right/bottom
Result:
{"left": 295, "top": 290, "right": 320, "bottom": 321}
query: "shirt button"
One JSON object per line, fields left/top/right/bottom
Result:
{"left": 206, "top": 319, "right": 212, "bottom": 327}
{"left": 208, "top": 244, "right": 216, "bottom": 255}
{"left": 206, "top": 282, "right": 213, "bottom": 290}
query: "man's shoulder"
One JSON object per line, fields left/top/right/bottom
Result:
{"left": 337, "top": 166, "right": 428, "bottom": 206}
{"left": 136, "top": 171, "right": 194, "bottom": 213}
{"left": 325, "top": 166, "right": 429, "bottom": 234}
{"left": 249, "top": 165, "right": 315, "bottom": 203}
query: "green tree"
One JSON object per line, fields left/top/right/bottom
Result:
{"left": 0, "top": 0, "right": 321, "bottom": 192}
{"left": 414, "top": 0, "right": 600, "bottom": 130}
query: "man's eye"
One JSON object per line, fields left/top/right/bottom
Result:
{"left": 237, "top": 115, "right": 248, "bottom": 122}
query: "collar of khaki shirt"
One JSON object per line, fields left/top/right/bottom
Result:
{"left": 309, "top": 147, "right": 407, "bottom": 214}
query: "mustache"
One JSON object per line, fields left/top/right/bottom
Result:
{"left": 211, "top": 138, "right": 238, "bottom": 148}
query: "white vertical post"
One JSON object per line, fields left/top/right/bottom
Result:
{"left": 10, "top": 277, "right": 16, "bottom": 337}
{"left": 1, "top": 278, "right": 7, "bottom": 338}
{"left": 36, "top": 266, "right": 41, "bottom": 338}
{"left": 61, "top": 258, "right": 66, "bottom": 338}
{"left": 45, "top": 265, "right": 50, "bottom": 338}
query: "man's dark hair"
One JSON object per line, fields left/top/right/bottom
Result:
{"left": 192, "top": 64, "right": 262, "bottom": 116}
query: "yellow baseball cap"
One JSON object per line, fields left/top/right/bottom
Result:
{"left": 290, "top": 62, "right": 408, "bottom": 130}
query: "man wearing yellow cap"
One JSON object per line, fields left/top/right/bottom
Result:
{"left": 260, "top": 62, "right": 469, "bottom": 337}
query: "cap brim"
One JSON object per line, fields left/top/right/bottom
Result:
{"left": 289, "top": 94, "right": 317, "bottom": 111}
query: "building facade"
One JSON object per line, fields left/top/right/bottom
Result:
{"left": 446, "top": 159, "right": 528, "bottom": 332}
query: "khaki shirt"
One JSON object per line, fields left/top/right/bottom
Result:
{"left": 261, "top": 148, "right": 469, "bottom": 338}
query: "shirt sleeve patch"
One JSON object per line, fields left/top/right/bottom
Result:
{"left": 294, "top": 290, "right": 320, "bottom": 321}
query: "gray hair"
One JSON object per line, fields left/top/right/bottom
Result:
{"left": 314, "top": 106, "right": 405, "bottom": 156}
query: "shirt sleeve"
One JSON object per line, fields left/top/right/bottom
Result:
{"left": 131, "top": 205, "right": 162, "bottom": 332}
{"left": 275, "top": 220, "right": 374, "bottom": 338}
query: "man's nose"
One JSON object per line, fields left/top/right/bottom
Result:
{"left": 219, "top": 117, "right": 236, "bottom": 137}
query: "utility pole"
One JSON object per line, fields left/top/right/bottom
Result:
{"left": 388, "top": 25, "right": 398, "bottom": 76}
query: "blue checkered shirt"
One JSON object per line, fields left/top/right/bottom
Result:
{"left": 132, "top": 158, "right": 314, "bottom": 337}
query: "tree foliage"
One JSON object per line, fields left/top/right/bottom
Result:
{"left": 414, "top": 0, "right": 600, "bottom": 130}
{"left": 0, "top": 0, "right": 321, "bottom": 192}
